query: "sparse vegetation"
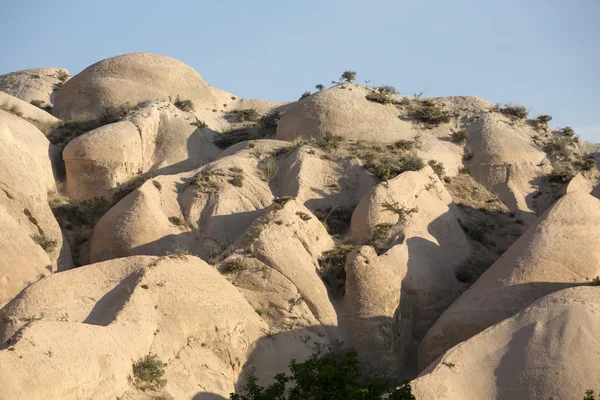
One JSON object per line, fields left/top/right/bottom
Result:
{"left": 362, "top": 152, "right": 425, "bottom": 181}
{"left": 0, "top": 102, "right": 23, "bottom": 117}
{"left": 497, "top": 103, "right": 528, "bottom": 120}
{"left": 319, "top": 243, "right": 355, "bottom": 295}
{"left": 152, "top": 180, "right": 162, "bottom": 190}
{"left": 233, "top": 108, "right": 259, "bottom": 122}
{"left": 314, "top": 206, "right": 355, "bottom": 235}
{"left": 428, "top": 160, "right": 445, "bottom": 178}
{"left": 548, "top": 164, "right": 576, "bottom": 183}
{"left": 394, "top": 140, "right": 414, "bottom": 151}
{"left": 30, "top": 99, "right": 52, "bottom": 113}
{"left": 194, "top": 171, "right": 221, "bottom": 193}
{"left": 31, "top": 233, "right": 58, "bottom": 253}
{"left": 296, "top": 211, "right": 312, "bottom": 221}
{"left": 318, "top": 132, "right": 343, "bottom": 152}
{"left": 231, "top": 174, "right": 244, "bottom": 187}
{"left": 168, "top": 216, "right": 190, "bottom": 230}
{"left": 315, "top": 84, "right": 325, "bottom": 91}
{"left": 590, "top": 277, "right": 600, "bottom": 286}
{"left": 561, "top": 126, "right": 575, "bottom": 137}
{"left": 230, "top": 349, "right": 415, "bottom": 400}
{"left": 173, "top": 96, "right": 194, "bottom": 112}
{"left": 258, "top": 158, "right": 279, "bottom": 182}
{"left": 533, "top": 114, "right": 552, "bottom": 126}
{"left": 190, "top": 119, "right": 207, "bottom": 128}
{"left": 409, "top": 101, "right": 451, "bottom": 126}
{"left": 380, "top": 200, "right": 419, "bottom": 223}
{"left": 544, "top": 136, "right": 572, "bottom": 159}
{"left": 340, "top": 70, "right": 357, "bottom": 83}
{"left": 366, "top": 85, "right": 399, "bottom": 105}
{"left": 452, "top": 130, "right": 469, "bottom": 144}
{"left": 272, "top": 196, "right": 295, "bottom": 209}
{"left": 132, "top": 354, "right": 167, "bottom": 390}
{"left": 299, "top": 91, "right": 311, "bottom": 100}
{"left": 369, "top": 223, "right": 395, "bottom": 254}
{"left": 224, "top": 258, "right": 247, "bottom": 273}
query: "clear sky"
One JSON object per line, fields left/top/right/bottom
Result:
{"left": 2, "top": 0, "right": 599, "bottom": 141}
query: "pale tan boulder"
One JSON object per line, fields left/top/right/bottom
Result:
{"left": 412, "top": 287, "right": 600, "bottom": 400}
{"left": 0, "top": 68, "right": 69, "bottom": 106}
{"left": 53, "top": 53, "right": 218, "bottom": 120}
{"left": 278, "top": 145, "right": 377, "bottom": 210}
{"left": 63, "top": 101, "right": 221, "bottom": 200}
{"left": 225, "top": 199, "right": 337, "bottom": 331}
{"left": 0, "top": 255, "right": 267, "bottom": 400}
{"left": 89, "top": 174, "right": 197, "bottom": 263}
{"left": 0, "top": 90, "right": 60, "bottom": 129}
{"left": 276, "top": 84, "right": 415, "bottom": 143}
{"left": 0, "top": 111, "right": 72, "bottom": 272}
{"left": 343, "top": 246, "right": 413, "bottom": 379}
{"left": 90, "top": 140, "right": 291, "bottom": 263}
{"left": 418, "top": 191, "right": 600, "bottom": 370}
{"left": 0, "top": 208, "right": 52, "bottom": 308}
{"left": 465, "top": 113, "right": 550, "bottom": 214}
{"left": 566, "top": 173, "right": 596, "bottom": 194}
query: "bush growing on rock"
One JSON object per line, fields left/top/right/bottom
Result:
{"left": 452, "top": 130, "right": 469, "bottom": 144}
{"left": 318, "top": 131, "right": 343, "bottom": 152}
{"left": 230, "top": 349, "right": 415, "bottom": 400}
{"left": 561, "top": 126, "right": 575, "bottom": 137}
{"left": 340, "top": 70, "right": 357, "bottom": 83}
{"left": 497, "top": 103, "right": 528, "bottom": 120}
{"left": 315, "top": 84, "right": 325, "bottom": 91}
{"left": 549, "top": 163, "right": 576, "bottom": 183}
{"left": 409, "top": 101, "right": 451, "bottom": 125}
{"left": 299, "top": 91, "right": 311, "bottom": 100}
{"left": 258, "top": 158, "right": 279, "bottom": 182}
{"left": 319, "top": 243, "right": 355, "bottom": 295}
{"left": 31, "top": 233, "right": 58, "bottom": 253}
{"left": 233, "top": 108, "right": 260, "bottom": 122}
{"left": 173, "top": 96, "right": 194, "bottom": 112}
{"left": 534, "top": 114, "right": 552, "bottom": 126}
{"left": 132, "top": 354, "right": 167, "bottom": 390}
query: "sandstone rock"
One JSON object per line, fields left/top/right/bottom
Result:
{"left": 418, "top": 191, "right": 600, "bottom": 370}
{"left": 343, "top": 246, "right": 413, "bottom": 379}
{"left": 0, "top": 255, "right": 267, "bottom": 399}
{"left": 0, "top": 68, "right": 69, "bottom": 106}
{"left": 412, "top": 287, "right": 600, "bottom": 400}
{"left": 350, "top": 166, "right": 470, "bottom": 339}
{"left": 0, "top": 90, "right": 60, "bottom": 129}
{"left": 53, "top": 53, "right": 219, "bottom": 120}
{"left": 0, "top": 111, "right": 72, "bottom": 273}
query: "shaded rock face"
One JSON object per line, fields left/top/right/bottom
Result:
{"left": 2, "top": 52, "right": 600, "bottom": 399}
{"left": 412, "top": 287, "right": 600, "bottom": 400}
{"left": 418, "top": 191, "right": 600, "bottom": 370}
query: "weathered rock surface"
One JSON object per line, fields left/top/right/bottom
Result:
{"left": 418, "top": 191, "right": 600, "bottom": 370}
{"left": 0, "top": 68, "right": 69, "bottom": 106}
{"left": 412, "top": 287, "right": 600, "bottom": 400}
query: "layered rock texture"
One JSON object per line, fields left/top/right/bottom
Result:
{"left": 0, "top": 53, "right": 599, "bottom": 399}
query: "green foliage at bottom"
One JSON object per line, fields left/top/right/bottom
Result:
{"left": 230, "top": 350, "right": 415, "bottom": 400}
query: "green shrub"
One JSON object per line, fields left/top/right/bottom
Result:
{"left": 498, "top": 104, "right": 528, "bottom": 120}
{"left": 224, "top": 258, "right": 247, "bottom": 273}
{"left": 549, "top": 164, "right": 576, "bottom": 183}
{"left": 257, "top": 110, "right": 282, "bottom": 136}
{"left": 31, "top": 233, "right": 58, "bottom": 253}
{"left": 428, "top": 160, "right": 445, "bottom": 178}
{"left": 369, "top": 223, "right": 395, "bottom": 254}
{"left": 299, "top": 91, "right": 311, "bottom": 100}
{"left": 315, "top": 84, "right": 325, "bottom": 91}
{"left": 561, "top": 126, "right": 575, "bottom": 137}
{"left": 314, "top": 206, "right": 355, "bottom": 235}
{"left": 380, "top": 201, "right": 419, "bottom": 223}
{"left": 340, "top": 70, "right": 357, "bottom": 83}
{"left": 173, "top": 96, "right": 194, "bottom": 112}
{"left": 233, "top": 108, "right": 259, "bottom": 122}
{"left": 152, "top": 180, "right": 162, "bottom": 190}
{"left": 258, "top": 158, "right": 279, "bottom": 182}
{"left": 230, "top": 349, "right": 415, "bottom": 400}
{"left": 534, "top": 114, "right": 552, "bottom": 126}
{"left": 168, "top": 216, "right": 190, "bottom": 230}
{"left": 132, "top": 354, "right": 167, "bottom": 390}
{"left": 190, "top": 119, "right": 207, "bottom": 128}
{"left": 30, "top": 99, "right": 52, "bottom": 112}
{"left": 452, "top": 130, "right": 469, "bottom": 144}
{"left": 272, "top": 196, "right": 295, "bottom": 209}
{"left": 194, "top": 171, "right": 220, "bottom": 193}
{"left": 410, "top": 102, "right": 451, "bottom": 125}
{"left": 318, "top": 132, "right": 343, "bottom": 152}
{"left": 544, "top": 137, "right": 571, "bottom": 158}
{"left": 319, "top": 243, "right": 355, "bottom": 295}
{"left": 394, "top": 140, "right": 414, "bottom": 151}
{"left": 231, "top": 174, "right": 244, "bottom": 187}
{"left": 366, "top": 90, "right": 394, "bottom": 104}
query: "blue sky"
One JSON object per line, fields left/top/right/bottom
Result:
{"left": 2, "top": 0, "right": 599, "bottom": 141}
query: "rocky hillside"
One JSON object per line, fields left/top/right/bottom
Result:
{"left": 0, "top": 53, "right": 599, "bottom": 400}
